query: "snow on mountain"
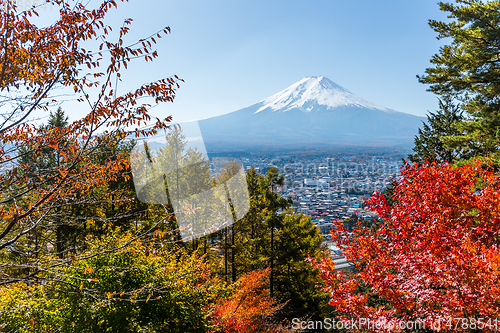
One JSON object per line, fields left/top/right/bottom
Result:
{"left": 197, "top": 76, "right": 426, "bottom": 152}
{"left": 255, "top": 76, "right": 390, "bottom": 113}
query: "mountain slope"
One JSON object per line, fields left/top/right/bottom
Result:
{"left": 198, "top": 76, "right": 425, "bottom": 152}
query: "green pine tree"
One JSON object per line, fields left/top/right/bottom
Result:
{"left": 214, "top": 167, "right": 331, "bottom": 321}
{"left": 418, "top": 0, "right": 500, "bottom": 158}
{"left": 408, "top": 98, "right": 465, "bottom": 163}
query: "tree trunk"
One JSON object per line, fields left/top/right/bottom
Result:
{"left": 231, "top": 224, "right": 236, "bottom": 282}
{"left": 224, "top": 227, "right": 228, "bottom": 282}
{"left": 270, "top": 216, "right": 274, "bottom": 298}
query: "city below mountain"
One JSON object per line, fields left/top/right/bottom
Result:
{"left": 198, "top": 76, "right": 426, "bottom": 153}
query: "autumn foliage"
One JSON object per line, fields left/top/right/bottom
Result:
{"left": 311, "top": 161, "right": 500, "bottom": 331}
{"left": 0, "top": 233, "right": 229, "bottom": 332}
{"left": 0, "top": 0, "right": 181, "bottom": 284}
{"left": 209, "top": 268, "right": 295, "bottom": 333}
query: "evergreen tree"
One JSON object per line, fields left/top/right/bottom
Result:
{"left": 135, "top": 128, "right": 216, "bottom": 243}
{"left": 15, "top": 109, "right": 163, "bottom": 261}
{"left": 408, "top": 98, "right": 465, "bottom": 163}
{"left": 273, "top": 212, "right": 330, "bottom": 320}
{"left": 20, "top": 107, "right": 69, "bottom": 175}
{"left": 19, "top": 107, "right": 70, "bottom": 258}
{"left": 214, "top": 167, "right": 331, "bottom": 321}
{"left": 418, "top": 0, "right": 500, "bottom": 158}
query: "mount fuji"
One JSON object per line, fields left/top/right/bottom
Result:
{"left": 197, "top": 76, "right": 425, "bottom": 152}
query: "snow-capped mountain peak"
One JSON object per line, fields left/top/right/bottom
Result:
{"left": 255, "top": 76, "right": 389, "bottom": 113}
{"left": 198, "top": 75, "right": 426, "bottom": 151}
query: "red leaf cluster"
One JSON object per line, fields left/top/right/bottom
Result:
{"left": 311, "top": 162, "right": 500, "bottom": 331}
{"left": 209, "top": 269, "right": 294, "bottom": 333}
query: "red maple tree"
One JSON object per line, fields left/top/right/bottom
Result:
{"left": 209, "top": 268, "right": 296, "bottom": 333}
{"left": 311, "top": 161, "right": 500, "bottom": 332}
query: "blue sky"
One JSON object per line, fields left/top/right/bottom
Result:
{"left": 33, "top": 0, "right": 454, "bottom": 123}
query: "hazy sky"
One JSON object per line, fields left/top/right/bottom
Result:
{"left": 32, "top": 0, "right": 454, "bottom": 123}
